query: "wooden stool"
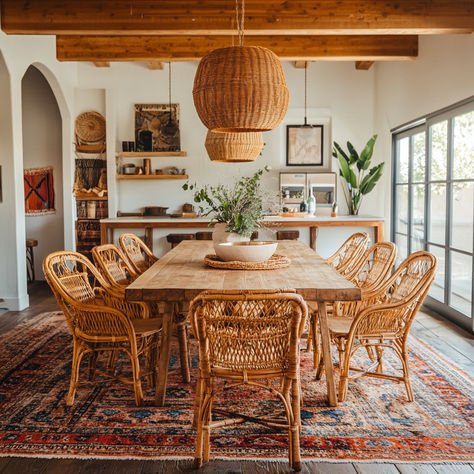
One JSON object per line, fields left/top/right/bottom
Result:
{"left": 26, "top": 238, "right": 38, "bottom": 282}
{"left": 195, "top": 231, "right": 213, "bottom": 240}
{"left": 276, "top": 230, "right": 300, "bottom": 241}
{"left": 167, "top": 233, "right": 194, "bottom": 248}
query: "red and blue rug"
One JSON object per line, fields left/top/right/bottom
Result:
{"left": 0, "top": 312, "right": 472, "bottom": 462}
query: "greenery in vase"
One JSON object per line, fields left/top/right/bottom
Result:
{"left": 333, "top": 135, "right": 384, "bottom": 215}
{"left": 182, "top": 167, "right": 269, "bottom": 238}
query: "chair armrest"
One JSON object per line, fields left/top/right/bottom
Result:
{"left": 96, "top": 287, "right": 150, "bottom": 320}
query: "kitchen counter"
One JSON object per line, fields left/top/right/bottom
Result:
{"left": 99, "top": 215, "right": 385, "bottom": 252}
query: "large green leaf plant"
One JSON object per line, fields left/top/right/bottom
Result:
{"left": 332, "top": 135, "right": 384, "bottom": 215}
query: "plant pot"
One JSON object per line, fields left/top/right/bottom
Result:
{"left": 212, "top": 223, "right": 250, "bottom": 252}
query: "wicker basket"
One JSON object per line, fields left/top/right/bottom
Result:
{"left": 75, "top": 111, "right": 106, "bottom": 145}
{"left": 205, "top": 130, "right": 263, "bottom": 162}
{"left": 193, "top": 46, "right": 289, "bottom": 133}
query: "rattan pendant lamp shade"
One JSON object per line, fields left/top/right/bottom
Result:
{"left": 205, "top": 130, "right": 263, "bottom": 162}
{"left": 193, "top": 0, "right": 289, "bottom": 133}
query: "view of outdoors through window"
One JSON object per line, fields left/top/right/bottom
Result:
{"left": 393, "top": 104, "right": 473, "bottom": 330}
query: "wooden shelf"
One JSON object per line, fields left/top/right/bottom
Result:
{"left": 116, "top": 174, "right": 188, "bottom": 180}
{"left": 75, "top": 193, "right": 108, "bottom": 201}
{"left": 117, "top": 151, "right": 187, "bottom": 158}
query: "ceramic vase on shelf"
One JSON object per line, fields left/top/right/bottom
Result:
{"left": 212, "top": 222, "right": 250, "bottom": 252}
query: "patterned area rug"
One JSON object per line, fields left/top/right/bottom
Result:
{"left": 0, "top": 312, "right": 472, "bottom": 462}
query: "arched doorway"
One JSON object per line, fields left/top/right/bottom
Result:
{"left": 22, "top": 65, "right": 64, "bottom": 283}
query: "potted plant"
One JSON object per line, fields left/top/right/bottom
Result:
{"left": 182, "top": 167, "right": 269, "bottom": 244}
{"left": 333, "top": 135, "right": 384, "bottom": 215}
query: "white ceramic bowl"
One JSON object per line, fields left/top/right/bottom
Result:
{"left": 215, "top": 241, "right": 278, "bottom": 262}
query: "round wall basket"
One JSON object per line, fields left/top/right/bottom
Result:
{"left": 193, "top": 46, "right": 289, "bottom": 133}
{"left": 205, "top": 130, "right": 263, "bottom": 163}
{"left": 75, "top": 111, "right": 106, "bottom": 144}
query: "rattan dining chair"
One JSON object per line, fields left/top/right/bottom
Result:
{"left": 307, "top": 241, "right": 397, "bottom": 368}
{"left": 119, "top": 233, "right": 158, "bottom": 275}
{"left": 326, "top": 232, "right": 370, "bottom": 277}
{"left": 319, "top": 251, "right": 436, "bottom": 402}
{"left": 92, "top": 243, "right": 190, "bottom": 383}
{"left": 43, "top": 251, "right": 162, "bottom": 406}
{"left": 190, "top": 290, "right": 308, "bottom": 472}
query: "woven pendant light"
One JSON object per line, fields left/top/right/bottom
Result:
{"left": 193, "top": 0, "right": 289, "bottom": 133}
{"left": 205, "top": 130, "right": 263, "bottom": 162}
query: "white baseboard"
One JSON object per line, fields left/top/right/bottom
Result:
{"left": 0, "top": 294, "right": 29, "bottom": 311}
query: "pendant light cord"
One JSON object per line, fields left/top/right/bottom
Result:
{"left": 235, "top": 0, "right": 245, "bottom": 46}
{"left": 304, "top": 63, "right": 308, "bottom": 126}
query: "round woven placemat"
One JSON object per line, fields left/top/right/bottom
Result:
{"left": 75, "top": 111, "right": 106, "bottom": 143}
{"left": 204, "top": 254, "right": 290, "bottom": 270}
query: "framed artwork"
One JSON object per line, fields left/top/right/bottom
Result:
{"left": 24, "top": 166, "right": 55, "bottom": 215}
{"left": 286, "top": 125, "right": 323, "bottom": 166}
{"left": 135, "top": 103, "right": 181, "bottom": 152}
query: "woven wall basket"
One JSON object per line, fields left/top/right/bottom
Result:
{"left": 193, "top": 46, "right": 289, "bottom": 133}
{"left": 75, "top": 111, "right": 106, "bottom": 144}
{"left": 205, "top": 130, "right": 263, "bottom": 162}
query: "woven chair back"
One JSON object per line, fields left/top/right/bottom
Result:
{"left": 190, "top": 291, "right": 307, "bottom": 375}
{"left": 118, "top": 233, "right": 157, "bottom": 274}
{"left": 92, "top": 244, "right": 137, "bottom": 287}
{"left": 349, "top": 241, "right": 397, "bottom": 291}
{"left": 327, "top": 232, "right": 369, "bottom": 275}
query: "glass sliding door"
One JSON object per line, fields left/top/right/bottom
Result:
{"left": 392, "top": 101, "right": 474, "bottom": 333}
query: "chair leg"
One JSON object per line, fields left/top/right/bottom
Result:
{"left": 66, "top": 339, "right": 85, "bottom": 406}
{"left": 400, "top": 350, "right": 414, "bottom": 402}
{"left": 305, "top": 321, "right": 313, "bottom": 352}
{"left": 192, "top": 370, "right": 204, "bottom": 430}
{"left": 194, "top": 390, "right": 212, "bottom": 468}
{"left": 129, "top": 346, "right": 144, "bottom": 407}
{"left": 375, "top": 344, "right": 384, "bottom": 374}
{"left": 87, "top": 350, "right": 99, "bottom": 381}
{"left": 177, "top": 321, "right": 190, "bottom": 383}
{"left": 338, "top": 342, "right": 352, "bottom": 403}
{"left": 290, "top": 378, "right": 302, "bottom": 472}
{"left": 311, "top": 314, "right": 322, "bottom": 371}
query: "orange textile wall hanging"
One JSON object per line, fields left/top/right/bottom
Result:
{"left": 24, "top": 166, "right": 55, "bottom": 215}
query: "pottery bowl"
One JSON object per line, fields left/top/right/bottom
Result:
{"left": 215, "top": 241, "right": 278, "bottom": 262}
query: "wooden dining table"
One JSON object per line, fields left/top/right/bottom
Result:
{"left": 125, "top": 240, "right": 361, "bottom": 407}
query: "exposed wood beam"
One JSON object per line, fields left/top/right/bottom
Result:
{"left": 355, "top": 61, "right": 374, "bottom": 70}
{"left": 147, "top": 61, "right": 164, "bottom": 70}
{"left": 294, "top": 61, "right": 308, "bottom": 69}
{"left": 93, "top": 61, "right": 110, "bottom": 67}
{"left": 57, "top": 35, "right": 418, "bottom": 62}
{"left": 2, "top": 1, "right": 473, "bottom": 35}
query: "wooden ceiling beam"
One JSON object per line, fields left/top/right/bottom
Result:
{"left": 57, "top": 35, "right": 418, "bottom": 62}
{"left": 355, "top": 61, "right": 374, "bottom": 70}
{"left": 2, "top": 0, "right": 473, "bottom": 35}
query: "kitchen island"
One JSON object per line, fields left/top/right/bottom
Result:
{"left": 100, "top": 215, "right": 385, "bottom": 254}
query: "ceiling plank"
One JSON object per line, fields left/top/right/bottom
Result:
{"left": 3, "top": 0, "right": 473, "bottom": 35}
{"left": 57, "top": 35, "right": 418, "bottom": 62}
{"left": 355, "top": 61, "right": 374, "bottom": 70}
{"left": 147, "top": 61, "right": 164, "bottom": 70}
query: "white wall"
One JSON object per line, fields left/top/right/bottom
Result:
{"left": 374, "top": 34, "right": 474, "bottom": 236}
{"left": 77, "top": 60, "right": 377, "bottom": 256}
{"left": 22, "top": 65, "right": 64, "bottom": 281}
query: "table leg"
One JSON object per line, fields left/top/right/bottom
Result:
{"left": 100, "top": 223, "right": 108, "bottom": 245}
{"left": 309, "top": 226, "right": 318, "bottom": 251}
{"left": 318, "top": 301, "right": 337, "bottom": 407}
{"left": 145, "top": 227, "right": 153, "bottom": 252}
{"left": 374, "top": 222, "right": 384, "bottom": 243}
{"left": 155, "top": 301, "right": 175, "bottom": 406}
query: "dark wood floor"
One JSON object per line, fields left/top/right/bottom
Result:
{"left": 0, "top": 282, "right": 473, "bottom": 474}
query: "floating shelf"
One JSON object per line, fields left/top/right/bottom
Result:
{"left": 75, "top": 193, "right": 108, "bottom": 201}
{"left": 116, "top": 174, "right": 188, "bottom": 180}
{"left": 117, "top": 151, "right": 187, "bottom": 158}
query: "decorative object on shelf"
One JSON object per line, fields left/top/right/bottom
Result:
{"left": 74, "top": 111, "right": 106, "bottom": 153}
{"left": 182, "top": 203, "right": 193, "bottom": 213}
{"left": 122, "top": 163, "right": 136, "bottom": 175}
{"left": 135, "top": 166, "right": 144, "bottom": 175}
{"left": 155, "top": 169, "right": 163, "bottom": 175}
{"left": 193, "top": 0, "right": 288, "bottom": 133}
{"left": 307, "top": 190, "right": 316, "bottom": 215}
{"left": 73, "top": 158, "right": 107, "bottom": 197}
{"left": 135, "top": 103, "right": 180, "bottom": 152}
{"left": 205, "top": 130, "right": 263, "bottom": 163}
{"left": 204, "top": 252, "right": 290, "bottom": 270}
{"left": 214, "top": 241, "right": 278, "bottom": 262}
{"left": 144, "top": 158, "right": 151, "bottom": 175}
{"left": 144, "top": 206, "right": 168, "bottom": 216}
{"left": 333, "top": 135, "right": 383, "bottom": 215}
{"left": 286, "top": 64, "right": 324, "bottom": 166}
{"left": 128, "top": 141, "right": 135, "bottom": 152}
{"left": 24, "top": 166, "right": 55, "bottom": 215}
{"left": 122, "top": 141, "right": 129, "bottom": 152}
{"left": 183, "top": 167, "right": 269, "bottom": 242}
{"left": 331, "top": 202, "right": 338, "bottom": 217}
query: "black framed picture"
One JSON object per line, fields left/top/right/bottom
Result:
{"left": 286, "top": 125, "right": 324, "bottom": 166}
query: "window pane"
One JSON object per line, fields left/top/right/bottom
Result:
{"left": 412, "top": 132, "right": 426, "bottom": 182}
{"left": 449, "top": 251, "right": 472, "bottom": 318}
{"left": 428, "top": 245, "right": 445, "bottom": 303}
{"left": 452, "top": 181, "right": 473, "bottom": 253}
{"left": 395, "top": 233, "right": 408, "bottom": 266}
{"left": 411, "top": 184, "right": 425, "bottom": 250}
{"left": 429, "top": 183, "right": 446, "bottom": 245}
{"left": 430, "top": 120, "right": 448, "bottom": 181}
{"left": 453, "top": 110, "right": 474, "bottom": 180}
{"left": 396, "top": 137, "right": 409, "bottom": 183}
{"left": 395, "top": 185, "right": 408, "bottom": 234}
